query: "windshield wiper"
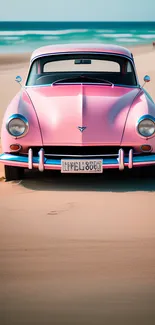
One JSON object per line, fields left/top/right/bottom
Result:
{"left": 52, "top": 75, "right": 114, "bottom": 86}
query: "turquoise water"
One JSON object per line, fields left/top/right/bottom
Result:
{"left": 0, "top": 21, "right": 155, "bottom": 53}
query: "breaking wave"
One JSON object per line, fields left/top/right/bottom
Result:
{"left": 0, "top": 23, "right": 155, "bottom": 53}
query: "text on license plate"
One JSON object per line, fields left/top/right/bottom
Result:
{"left": 61, "top": 160, "right": 103, "bottom": 173}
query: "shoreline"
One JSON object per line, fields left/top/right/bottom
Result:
{"left": 0, "top": 43, "right": 154, "bottom": 66}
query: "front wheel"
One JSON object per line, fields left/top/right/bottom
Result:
{"left": 4, "top": 165, "right": 25, "bottom": 181}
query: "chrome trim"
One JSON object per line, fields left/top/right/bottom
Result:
{"left": 137, "top": 115, "right": 155, "bottom": 125}
{"left": 44, "top": 153, "right": 140, "bottom": 158}
{"left": 38, "top": 148, "right": 44, "bottom": 172}
{"left": 25, "top": 84, "right": 51, "bottom": 88}
{"left": 6, "top": 114, "right": 29, "bottom": 138}
{"left": 44, "top": 153, "right": 119, "bottom": 157}
{"left": 128, "top": 149, "right": 133, "bottom": 169}
{"left": 52, "top": 82, "right": 113, "bottom": 86}
{"left": 21, "top": 151, "right": 141, "bottom": 158}
{"left": 78, "top": 126, "right": 87, "bottom": 132}
{"left": 136, "top": 115, "right": 155, "bottom": 138}
{"left": 118, "top": 148, "right": 124, "bottom": 170}
{"left": 28, "top": 148, "right": 33, "bottom": 169}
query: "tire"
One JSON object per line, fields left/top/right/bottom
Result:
{"left": 4, "top": 165, "right": 25, "bottom": 181}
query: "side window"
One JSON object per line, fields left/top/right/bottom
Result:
{"left": 127, "top": 61, "right": 132, "bottom": 72}
{"left": 27, "top": 61, "right": 38, "bottom": 86}
{"left": 30, "top": 61, "right": 37, "bottom": 74}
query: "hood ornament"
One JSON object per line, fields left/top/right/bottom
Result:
{"left": 78, "top": 126, "right": 87, "bottom": 132}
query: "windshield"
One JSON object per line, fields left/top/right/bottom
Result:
{"left": 26, "top": 53, "right": 137, "bottom": 87}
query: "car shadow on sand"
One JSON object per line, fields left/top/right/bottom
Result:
{"left": 20, "top": 167, "right": 155, "bottom": 192}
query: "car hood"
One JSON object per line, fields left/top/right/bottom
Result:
{"left": 26, "top": 84, "right": 140, "bottom": 145}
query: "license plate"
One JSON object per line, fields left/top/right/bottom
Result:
{"left": 61, "top": 159, "right": 103, "bottom": 173}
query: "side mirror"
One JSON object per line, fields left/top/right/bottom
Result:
{"left": 144, "top": 75, "right": 150, "bottom": 83}
{"left": 15, "top": 75, "right": 22, "bottom": 85}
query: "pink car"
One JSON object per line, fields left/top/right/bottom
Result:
{"left": 0, "top": 43, "right": 155, "bottom": 181}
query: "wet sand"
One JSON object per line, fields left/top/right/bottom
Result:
{"left": 0, "top": 45, "right": 155, "bottom": 325}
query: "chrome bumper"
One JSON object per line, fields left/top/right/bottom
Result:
{"left": 0, "top": 148, "right": 155, "bottom": 171}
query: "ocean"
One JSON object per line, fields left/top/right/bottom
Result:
{"left": 0, "top": 21, "right": 155, "bottom": 53}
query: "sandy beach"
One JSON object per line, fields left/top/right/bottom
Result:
{"left": 0, "top": 44, "right": 155, "bottom": 325}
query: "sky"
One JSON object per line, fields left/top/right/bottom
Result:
{"left": 0, "top": 0, "right": 155, "bottom": 21}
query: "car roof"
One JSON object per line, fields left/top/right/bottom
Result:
{"left": 30, "top": 43, "right": 133, "bottom": 61}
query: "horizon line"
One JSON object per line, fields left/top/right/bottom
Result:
{"left": 0, "top": 20, "right": 155, "bottom": 23}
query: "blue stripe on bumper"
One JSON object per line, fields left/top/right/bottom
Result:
{"left": 0, "top": 153, "right": 62, "bottom": 166}
{"left": 1, "top": 153, "right": 155, "bottom": 166}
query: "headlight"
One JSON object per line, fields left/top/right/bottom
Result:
{"left": 6, "top": 114, "right": 29, "bottom": 137}
{"left": 137, "top": 118, "right": 155, "bottom": 137}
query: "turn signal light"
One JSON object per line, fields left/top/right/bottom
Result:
{"left": 10, "top": 144, "right": 21, "bottom": 151}
{"left": 141, "top": 144, "right": 152, "bottom": 152}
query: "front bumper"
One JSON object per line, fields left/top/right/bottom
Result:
{"left": 0, "top": 148, "right": 155, "bottom": 172}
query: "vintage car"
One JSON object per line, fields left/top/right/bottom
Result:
{"left": 0, "top": 43, "right": 155, "bottom": 180}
